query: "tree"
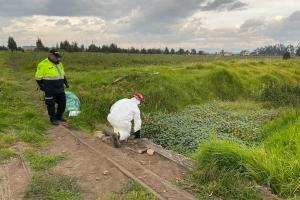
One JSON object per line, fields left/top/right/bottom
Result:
{"left": 87, "top": 44, "right": 99, "bottom": 52}
{"left": 60, "top": 40, "right": 71, "bottom": 52}
{"left": 141, "top": 48, "right": 147, "bottom": 54}
{"left": 164, "top": 47, "right": 170, "bottom": 54}
{"left": 283, "top": 52, "right": 291, "bottom": 60}
{"left": 296, "top": 47, "right": 300, "bottom": 56}
{"left": 0, "top": 46, "right": 8, "bottom": 51}
{"left": 170, "top": 48, "right": 175, "bottom": 54}
{"left": 177, "top": 48, "right": 185, "bottom": 55}
{"left": 191, "top": 49, "right": 197, "bottom": 54}
{"left": 36, "top": 38, "right": 47, "bottom": 51}
{"left": 8, "top": 36, "right": 17, "bottom": 52}
{"left": 80, "top": 44, "right": 85, "bottom": 52}
{"left": 198, "top": 50, "right": 205, "bottom": 55}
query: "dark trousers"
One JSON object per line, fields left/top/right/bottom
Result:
{"left": 44, "top": 92, "right": 66, "bottom": 121}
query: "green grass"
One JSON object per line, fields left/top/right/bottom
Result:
{"left": 0, "top": 148, "right": 16, "bottom": 161}
{"left": 24, "top": 149, "right": 64, "bottom": 171}
{"left": 3, "top": 52, "right": 300, "bottom": 199}
{"left": 0, "top": 53, "right": 48, "bottom": 147}
{"left": 191, "top": 110, "right": 300, "bottom": 199}
{"left": 25, "top": 173, "right": 81, "bottom": 200}
{"left": 0, "top": 52, "right": 82, "bottom": 199}
{"left": 101, "top": 181, "right": 157, "bottom": 200}
{"left": 5, "top": 52, "right": 300, "bottom": 132}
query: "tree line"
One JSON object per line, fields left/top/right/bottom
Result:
{"left": 253, "top": 44, "right": 300, "bottom": 56}
{"left": 3, "top": 36, "right": 300, "bottom": 56}
{"left": 4, "top": 37, "right": 206, "bottom": 55}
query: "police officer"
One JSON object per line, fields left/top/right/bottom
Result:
{"left": 35, "top": 49, "right": 69, "bottom": 125}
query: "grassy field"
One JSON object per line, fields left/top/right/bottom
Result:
{"left": 0, "top": 52, "right": 84, "bottom": 199}
{"left": 3, "top": 51, "right": 300, "bottom": 199}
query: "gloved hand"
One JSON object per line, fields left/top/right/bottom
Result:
{"left": 40, "top": 85, "right": 45, "bottom": 91}
{"left": 134, "top": 130, "right": 141, "bottom": 139}
{"left": 36, "top": 80, "right": 45, "bottom": 91}
{"left": 64, "top": 76, "right": 69, "bottom": 88}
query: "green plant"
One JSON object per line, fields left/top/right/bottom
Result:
{"left": 24, "top": 149, "right": 64, "bottom": 171}
{"left": 192, "top": 111, "right": 300, "bottom": 199}
{"left": 101, "top": 181, "right": 157, "bottom": 200}
{"left": 0, "top": 148, "right": 16, "bottom": 161}
{"left": 25, "top": 173, "right": 81, "bottom": 200}
{"left": 144, "top": 101, "right": 280, "bottom": 153}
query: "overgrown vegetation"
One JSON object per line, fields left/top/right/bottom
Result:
{"left": 4, "top": 52, "right": 300, "bottom": 199}
{"left": 6, "top": 52, "right": 300, "bottom": 132}
{"left": 144, "top": 101, "right": 281, "bottom": 154}
{"left": 192, "top": 111, "right": 300, "bottom": 199}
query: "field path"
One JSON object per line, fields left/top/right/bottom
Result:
{"left": 42, "top": 125, "right": 197, "bottom": 200}
{"left": 0, "top": 158, "right": 30, "bottom": 200}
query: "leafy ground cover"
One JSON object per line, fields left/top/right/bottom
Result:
{"left": 143, "top": 101, "right": 282, "bottom": 154}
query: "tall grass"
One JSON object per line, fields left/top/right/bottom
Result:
{"left": 6, "top": 52, "right": 300, "bottom": 131}
{"left": 0, "top": 53, "right": 48, "bottom": 161}
{"left": 192, "top": 110, "right": 300, "bottom": 199}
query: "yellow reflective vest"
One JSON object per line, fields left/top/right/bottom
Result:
{"left": 35, "top": 58, "right": 66, "bottom": 94}
{"left": 35, "top": 58, "right": 65, "bottom": 80}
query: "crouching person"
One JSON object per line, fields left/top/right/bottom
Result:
{"left": 107, "top": 93, "right": 144, "bottom": 148}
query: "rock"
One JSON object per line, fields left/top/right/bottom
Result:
{"left": 102, "top": 136, "right": 111, "bottom": 143}
{"left": 95, "top": 177, "right": 101, "bottom": 181}
{"left": 95, "top": 131, "right": 104, "bottom": 139}
{"left": 103, "top": 170, "right": 109, "bottom": 175}
{"left": 61, "top": 150, "right": 67, "bottom": 153}
{"left": 137, "top": 148, "right": 148, "bottom": 154}
{"left": 139, "top": 160, "right": 146, "bottom": 165}
{"left": 147, "top": 149, "right": 155, "bottom": 156}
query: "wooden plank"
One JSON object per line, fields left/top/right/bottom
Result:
{"left": 100, "top": 126, "right": 195, "bottom": 169}
{"left": 140, "top": 139, "right": 195, "bottom": 170}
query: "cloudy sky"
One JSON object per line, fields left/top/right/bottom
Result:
{"left": 0, "top": 0, "right": 299, "bottom": 52}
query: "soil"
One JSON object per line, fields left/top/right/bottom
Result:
{"left": 42, "top": 125, "right": 196, "bottom": 200}
{"left": 0, "top": 158, "right": 30, "bottom": 200}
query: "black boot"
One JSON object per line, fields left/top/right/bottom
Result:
{"left": 50, "top": 119, "right": 59, "bottom": 126}
{"left": 134, "top": 130, "right": 141, "bottom": 139}
{"left": 57, "top": 117, "right": 67, "bottom": 122}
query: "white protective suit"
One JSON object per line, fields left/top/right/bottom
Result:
{"left": 107, "top": 98, "right": 142, "bottom": 141}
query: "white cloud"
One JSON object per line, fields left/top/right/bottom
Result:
{"left": 0, "top": 0, "right": 299, "bottom": 52}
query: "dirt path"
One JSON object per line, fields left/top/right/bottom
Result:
{"left": 0, "top": 158, "right": 30, "bottom": 200}
{"left": 43, "top": 125, "right": 197, "bottom": 200}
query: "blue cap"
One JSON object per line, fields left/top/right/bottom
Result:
{"left": 49, "top": 49, "right": 62, "bottom": 58}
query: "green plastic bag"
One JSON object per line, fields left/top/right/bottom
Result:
{"left": 65, "top": 91, "right": 80, "bottom": 115}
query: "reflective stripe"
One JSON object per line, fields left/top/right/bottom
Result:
{"left": 53, "top": 64, "right": 63, "bottom": 79}
{"left": 42, "top": 77, "right": 64, "bottom": 80}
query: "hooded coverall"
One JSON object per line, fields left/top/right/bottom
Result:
{"left": 107, "top": 98, "right": 142, "bottom": 141}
